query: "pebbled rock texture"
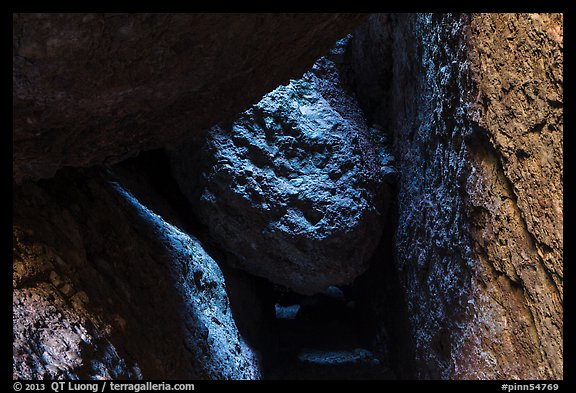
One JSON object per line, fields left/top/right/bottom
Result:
{"left": 170, "top": 41, "right": 395, "bottom": 295}
{"left": 13, "top": 169, "right": 261, "bottom": 380}
{"left": 349, "top": 13, "right": 562, "bottom": 379}
{"left": 13, "top": 13, "right": 367, "bottom": 182}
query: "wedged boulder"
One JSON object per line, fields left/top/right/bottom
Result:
{"left": 13, "top": 169, "right": 261, "bottom": 379}
{"left": 13, "top": 13, "right": 367, "bottom": 182}
{"left": 170, "top": 42, "right": 395, "bottom": 295}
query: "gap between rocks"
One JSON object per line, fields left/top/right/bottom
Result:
{"left": 114, "top": 148, "right": 404, "bottom": 380}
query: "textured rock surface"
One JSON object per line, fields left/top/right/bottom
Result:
{"left": 13, "top": 169, "right": 261, "bottom": 380}
{"left": 170, "top": 43, "right": 395, "bottom": 295}
{"left": 462, "top": 13, "right": 563, "bottom": 379}
{"left": 467, "top": 13, "right": 563, "bottom": 298}
{"left": 13, "top": 13, "right": 367, "bottom": 182}
{"left": 349, "top": 13, "right": 563, "bottom": 379}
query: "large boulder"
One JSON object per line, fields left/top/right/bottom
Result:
{"left": 170, "top": 42, "right": 395, "bottom": 295}
{"left": 13, "top": 169, "right": 261, "bottom": 379}
{"left": 13, "top": 13, "right": 367, "bottom": 182}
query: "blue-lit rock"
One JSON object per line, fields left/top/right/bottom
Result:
{"left": 170, "top": 42, "right": 395, "bottom": 294}
{"left": 13, "top": 170, "right": 261, "bottom": 379}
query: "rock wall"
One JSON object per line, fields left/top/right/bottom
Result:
{"left": 349, "top": 13, "right": 563, "bottom": 379}
{"left": 13, "top": 169, "right": 261, "bottom": 379}
{"left": 13, "top": 13, "right": 367, "bottom": 182}
{"left": 462, "top": 13, "right": 563, "bottom": 380}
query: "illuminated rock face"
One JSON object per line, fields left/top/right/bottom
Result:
{"left": 12, "top": 13, "right": 367, "bottom": 182}
{"left": 170, "top": 42, "right": 396, "bottom": 295}
{"left": 13, "top": 170, "right": 261, "bottom": 380}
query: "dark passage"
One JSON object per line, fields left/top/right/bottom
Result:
{"left": 266, "top": 284, "right": 395, "bottom": 379}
